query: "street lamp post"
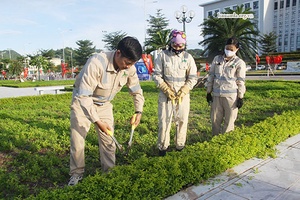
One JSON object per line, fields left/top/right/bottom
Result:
{"left": 174, "top": 5, "right": 195, "bottom": 33}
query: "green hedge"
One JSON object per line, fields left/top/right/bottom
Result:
{"left": 28, "top": 110, "right": 300, "bottom": 200}
{"left": 0, "top": 80, "right": 299, "bottom": 199}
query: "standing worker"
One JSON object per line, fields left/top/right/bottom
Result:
{"left": 153, "top": 29, "right": 198, "bottom": 156}
{"left": 68, "top": 36, "right": 144, "bottom": 186}
{"left": 206, "top": 37, "right": 246, "bottom": 136}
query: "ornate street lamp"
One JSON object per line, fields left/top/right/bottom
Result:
{"left": 174, "top": 5, "right": 195, "bottom": 33}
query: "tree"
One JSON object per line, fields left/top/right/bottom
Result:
{"left": 74, "top": 40, "right": 96, "bottom": 67}
{"left": 259, "top": 32, "right": 277, "bottom": 54}
{"left": 29, "top": 54, "right": 50, "bottom": 80}
{"left": 8, "top": 57, "right": 24, "bottom": 78}
{"left": 199, "top": 5, "right": 259, "bottom": 62}
{"left": 102, "top": 31, "right": 127, "bottom": 51}
{"left": 145, "top": 9, "right": 171, "bottom": 54}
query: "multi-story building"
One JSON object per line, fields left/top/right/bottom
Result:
{"left": 199, "top": 0, "right": 300, "bottom": 52}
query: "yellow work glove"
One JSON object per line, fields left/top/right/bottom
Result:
{"left": 159, "top": 82, "right": 176, "bottom": 101}
{"left": 176, "top": 85, "right": 190, "bottom": 103}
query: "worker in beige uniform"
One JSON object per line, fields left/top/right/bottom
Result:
{"left": 68, "top": 36, "right": 144, "bottom": 186}
{"left": 206, "top": 37, "right": 246, "bottom": 136}
{"left": 153, "top": 30, "right": 198, "bottom": 156}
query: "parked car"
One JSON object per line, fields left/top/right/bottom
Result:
{"left": 246, "top": 65, "right": 252, "bottom": 71}
{"left": 256, "top": 65, "right": 266, "bottom": 70}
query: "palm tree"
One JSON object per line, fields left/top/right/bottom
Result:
{"left": 145, "top": 30, "right": 171, "bottom": 54}
{"left": 199, "top": 5, "right": 259, "bottom": 62}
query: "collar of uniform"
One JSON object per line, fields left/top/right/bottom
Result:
{"left": 106, "top": 51, "right": 116, "bottom": 72}
{"left": 223, "top": 54, "right": 237, "bottom": 62}
{"left": 168, "top": 50, "right": 184, "bottom": 57}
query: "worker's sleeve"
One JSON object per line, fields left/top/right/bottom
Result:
{"left": 75, "top": 56, "right": 101, "bottom": 123}
{"left": 152, "top": 52, "right": 165, "bottom": 87}
{"left": 236, "top": 60, "right": 246, "bottom": 99}
{"left": 206, "top": 56, "right": 217, "bottom": 94}
{"left": 127, "top": 67, "right": 145, "bottom": 113}
{"left": 184, "top": 54, "right": 198, "bottom": 89}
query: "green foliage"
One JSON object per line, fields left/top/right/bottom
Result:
{"left": 0, "top": 80, "right": 299, "bottom": 199}
{"left": 199, "top": 4, "right": 259, "bottom": 62}
{"left": 103, "top": 31, "right": 128, "bottom": 51}
{"left": 145, "top": 9, "right": 171, "bottom": 54}
{"left": 259, "top": 31, "right": 278, "bottom": 54}
{"left": 74, "top": 40, "right": 96, "bottom": 67}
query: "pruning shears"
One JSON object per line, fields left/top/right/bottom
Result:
{"left": 106, "top": 129, "right": 124, "bottom": 152}
{"left": 124, "top": 114, "right": 137, "bottom": 155}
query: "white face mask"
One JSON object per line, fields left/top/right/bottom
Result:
{"left": 224, "top": 49, "right": 236, "bottom": 57}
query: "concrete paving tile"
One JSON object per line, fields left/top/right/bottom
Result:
{"left": 198, "top": 189, "right": 247, "bottom": 200}
{"left": 165, "top": 173, "right": 235, "bottom": 200}
{"left": 224, "top": 177, "right": 285, "bottom": 200}
{"left": 279, "top": 135, "right": 300, "bottom": 147}
{"left": 282, "top": 148, "right": 300, "bottom": 162}
{"left": 230, "top": 158, "right": 265, "bottom": 175}
{"left": 288, "top": 179, "right": 300, "bottom": 193}
{"left": 275, "top": 190, "right": 300, "bottom": 200}
{"left": 247, "top": 163, "right": 300, "bottom": 189}
{"left": 294, "top": 142, "right": 300, "bottom": 149}
{"left": 269, "top": 157, "right": 300, "bottom": 175}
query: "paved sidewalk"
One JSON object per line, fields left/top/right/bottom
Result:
{"left": 0, "top": 86, "right": 66, "bottom": 99}
{"left": 166, "top": 134, "right": 300, "bottom": 200}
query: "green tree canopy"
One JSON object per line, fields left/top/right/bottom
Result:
{"left": 259, "top": 32, "right": 277, "bottom": 55}
{"left": 74, "top": 40, "right": 96, "bottom": 67}
{"left": 199, "top": 5, "right": 259, "bottom": 62}
{"left": 145, "top": 9, "right": 171, "bottom": 54}
{"left": 102, "top": 31, "right": 127, "bottom": 51}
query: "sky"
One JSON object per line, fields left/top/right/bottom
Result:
{"left": 0, "top": 0, "right": 208, "bottom": 56}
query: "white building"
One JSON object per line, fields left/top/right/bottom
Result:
{"left": 199, "top": 0, "right": 300, "bottom": 52}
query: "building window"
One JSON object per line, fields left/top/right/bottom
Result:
{"left": 208, "top": 11, "right": 213, "bottom": 17}
{"left": 279, "top": 37, "right": 282, "bottom": 46}
{"left": 286, "top": 0, "right": 290, "bottom": 7}
{"left": 274, "top": 2, "right": 278, "bottom": 10}
{"left": 233, "top": 5, "right": 238, "bottom": 10}
{"left": 224, "top": 7, "right": 230, "bottom": 12}
{"left": 245, "top": 3, "right": 250, "bottom": 9}
{"left": 291, "top": 34, "right": 295, "bottom": 46}
{"left": 253, "top": 1, "right": 259, "bottom": 9}
{"left": 297, "top": 36, "right": 300, "bottom": 48}
{"left": 215, "top": 9, "right": 219, "bottom": 15}
{"left": 280, "top": 0, "right": 284, "bottom": 8}
{"left": 292, "top": 0, "right": 296, "bottom": 6}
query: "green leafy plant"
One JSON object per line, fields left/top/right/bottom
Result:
{"left": 0, "top": 80, "right": 299, "bottom": 199}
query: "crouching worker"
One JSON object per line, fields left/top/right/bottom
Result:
{"left": 68, "top": 36, "right": 145, "bottom": 186}
{"left": 152, "top": 30, "right": 198, "bottom": 156}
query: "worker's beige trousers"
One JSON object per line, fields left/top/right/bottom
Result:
{"left": 210, "top": 95, "right": 238, "bottom": 136}
{"left": 157, "top": 93, "right": 190, "bottom": 150}
{"left": 69, "top": 99, "right": 115, "bottom": 177}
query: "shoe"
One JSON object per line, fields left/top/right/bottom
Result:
{"left": 159, "top": 149, "right": 167, "bottom": 156}
{"left": 176, "top": 147, "right": 184, "bottom": 152}
{"left": 68, "top": 176, "right": 82, "bottom": 186}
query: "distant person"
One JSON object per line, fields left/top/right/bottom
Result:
{"left": 68, "top": 36, "right": 144, "bottom": 186}
{"left": 152, "top": 29, "right": 198, "bottom": 156}
{"left": 206, "top": 37, "right": 246, "bottom": 136}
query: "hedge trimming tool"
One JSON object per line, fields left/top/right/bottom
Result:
{"left": 106, "top": 129, "right": 124, "bottom": 152}
{"left": 124, "top": 114, "right": 137, "bottom": 155}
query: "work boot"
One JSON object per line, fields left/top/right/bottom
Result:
{"left": 68, "top": 175, "right": 83, "bottom": 186}
{"left": 176, "top": 146, "right": 184, "bottom": 152}
{"left": 159, "top": 149, "right": 167, "bottom": 157}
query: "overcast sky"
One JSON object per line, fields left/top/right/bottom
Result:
{"left": 0, "top": 0, "right": 209, "bottom": 55}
